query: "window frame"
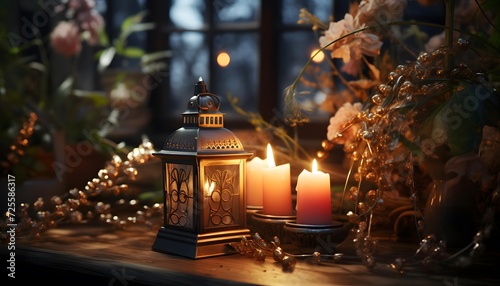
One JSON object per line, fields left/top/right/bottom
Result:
{"left": 144, "top": 1, "right": 336, "bottom": 150}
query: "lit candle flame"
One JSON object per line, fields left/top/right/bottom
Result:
{"left": 266, "top": 144, "right": 276, "bottom": 168}
{"left": 312, "top": 159, "right": 318, "bottom": 173}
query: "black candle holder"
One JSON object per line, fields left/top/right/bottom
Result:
{"left": 246, "top": 206, "right": 262, "bottom": 235}
{"left": 283, "top": 221, "right": 350, "bottom": 253}
{"left": 251, "top": 210, "right": 297, "bottom": 244}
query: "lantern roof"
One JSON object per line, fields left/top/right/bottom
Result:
{"left": 158, "top": 77, "right": 248, "bottom": 155}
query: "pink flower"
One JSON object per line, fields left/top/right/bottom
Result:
{"left": 68, "top": 0, "right": 96, "bottom": 11}
{"left": 50, "top": 21, "right": 82, "bottom": 57}
{"left": 326, "top": 102, "right": 363, "bottom": 144}
{"left": 424, "top": 31, "right": 445, "bottom": 52}
{"left": 78, "top": 9, "right": 104, "bottom": 45}
{"left": 319, "top": 13, "right": 382, "bottom": 63}
{"left": 341, "top": 58, "right": 361, "bottom": 76}
{"left": 356, "top": 0, "right": 408, "bottom": 27}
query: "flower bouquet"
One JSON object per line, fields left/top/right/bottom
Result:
{"left": 284, "top": 0, "right": 500, "bottom": 271}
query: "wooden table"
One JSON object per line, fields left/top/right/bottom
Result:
{"left": 4, "top": 223, "right": 500, "bottom": 286}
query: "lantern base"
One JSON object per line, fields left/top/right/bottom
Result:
{"left": 152, "top": 227, "right": 251, "bottom": 259}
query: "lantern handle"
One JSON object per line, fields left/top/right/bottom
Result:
{"left": 196, "top": 92, "right": 221, "bottom": 111}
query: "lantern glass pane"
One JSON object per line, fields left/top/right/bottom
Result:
{"left": 201, "top": 160, "right": 243, "bottom": 230}
{"left": 165, "top": 163, "right": 194, "bottom": 229}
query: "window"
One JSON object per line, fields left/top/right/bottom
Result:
{"left": 146, "top": 0, "right": 262, "bottom": 134}
{"left": 143, "top": 0, "right": 337, "bottom": 151}
{"left": 6, "top": 0, "right": 445, "bottom": 153}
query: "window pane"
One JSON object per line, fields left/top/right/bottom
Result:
{"left": 278, "top": 31, "right": 330, "bottom": 121}
{"left": 105, "top": 0, "right": 148, "bottom": 70}
{"left": 281, "top": 0, "right": 332, "bottom": 25}
{"left": 170, "top": 0, "right": 206, "bottom": 29}
{"left": 213, "top": 0, "right": 260, "bottom": 24}
{"left": 170, "top": 32, "right": 209, "bottom": 113}
{"left": 94, "top": 0, "right": 107, "bottom": 13}
{"left": 212, "top": 32, "right": 259, "bottom": 117}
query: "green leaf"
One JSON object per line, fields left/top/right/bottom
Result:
{"left": 72, "top": 89, "right": 108, "bottom": 107}
{"left": 98, "top": 47, "right": 116, "bottom": 72}
{"left": 56, "top": 76, "right": 74, "bottom": 97}
{"left": 419, "top": 81, "right": 497, "bottom": 158}
{"left": 120, "top": 11, "right": 148, "bottom": 33}
{"left": 121, "top": 47, "right": 145, "bottom": 58}
{"left": 126, "top": 22, "right": 155, "bottom": 34}
{"left": 141, "top": 50, "right": 172, "bottom": 65}
{"left": 98, "top": 27, "right": 110, "bottom": 47}
{"left": 116, "top": 23, "right": 155, "bottom": 51}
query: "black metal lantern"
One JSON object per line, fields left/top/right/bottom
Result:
{"left": 152, "top": 77, "right": 252, "bottom": 259}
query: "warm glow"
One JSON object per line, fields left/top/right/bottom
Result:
{"left": 217, "top": 52, "right": 231, "bottom": 67}
{"left": 204, "top": 180, "right": 215, "bottom": 196}
{"left": 311, "top": 49, "right": 325, "bottom": 63}
{"left": 266, "top": 144, "right": 276, "bottom": 168}
{"left": 312, "top": 159, "right": 318, "bottom": 173}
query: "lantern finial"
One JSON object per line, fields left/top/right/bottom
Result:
{"left": 194, "top": 77, "right": 208, "bottom": 95}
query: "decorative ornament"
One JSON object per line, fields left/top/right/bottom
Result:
{"left": 0, "top": 137, "right": 162, "bottom": 240}
{"left": 1, "top": 112, "right": 37, "bottom": 173}
{"left": 319, "top": 39, "right": 500, "bottom": 272}
{"left": 229, "top": 232, "right": 345, "bottom": 272}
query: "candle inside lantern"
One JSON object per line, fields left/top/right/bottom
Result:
{"left": 262, "top": 144, "right": 293, "bottom": 216}
{"left": 204, "top": 180, "right": 215, "bottom": 197}
{"left": 295, "top": 159, "right": 332, "bottom": 225}
{"left": 246, "top": 156, "right": 267, "bottom": 208}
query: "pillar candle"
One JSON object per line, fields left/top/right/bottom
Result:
{"left": 246, "top": 156, "right": 267, "bottom": 208}
{"left": 295, "top": 159, "right": 332, "bottom": 225}
{"left": 262, "top": 144, "right": 293, "bottom": 216}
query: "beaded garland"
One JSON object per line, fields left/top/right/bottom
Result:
{"left": 1, "top": 138, "right": 163, "bottom": 240}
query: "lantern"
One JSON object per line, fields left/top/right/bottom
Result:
{"left": 152, "top": 77, "right": 252, "bottom": 259}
